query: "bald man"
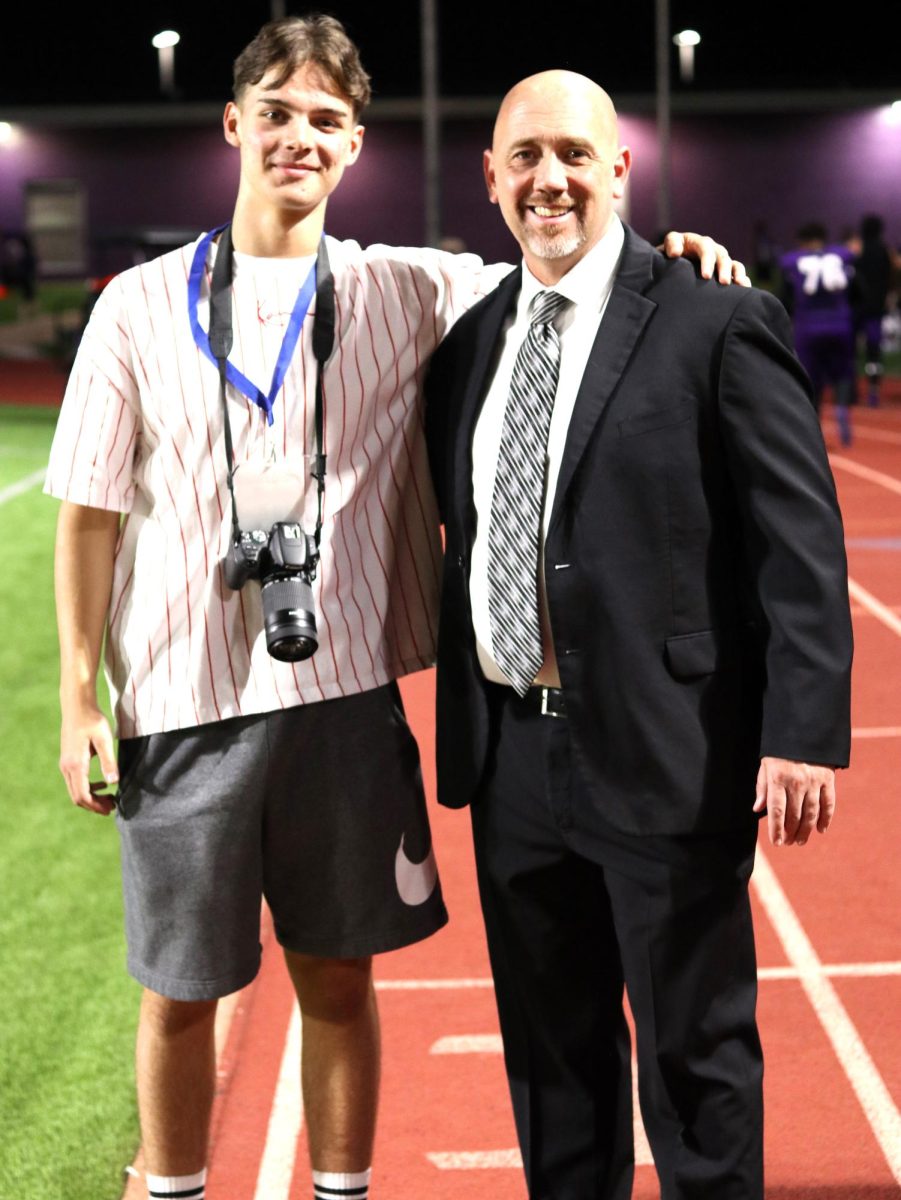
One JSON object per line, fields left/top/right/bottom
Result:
{"left": 425, "top": 72, "right": 852, "bottom": 1199}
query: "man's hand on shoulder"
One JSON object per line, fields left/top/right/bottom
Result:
{"left": 59, "top": 700, "right": 119, "bottom": 816}
{"left": 753, "top": 757, "right": 836, "bottom": 847}
{"left": 661, "top": 231, "right": 751, "bottom": 287}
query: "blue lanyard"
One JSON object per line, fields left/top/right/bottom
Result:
{"left": 187, "top": 223, "right": 318, "bottom": 426}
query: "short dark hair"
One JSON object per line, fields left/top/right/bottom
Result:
{"left": 797, "top": 221, "right": 828, "bottom": 244}
{"left": 233, "top": 14, "right": 372, "bottom": 118}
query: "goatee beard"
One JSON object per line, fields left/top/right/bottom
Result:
{"left": 519, "top": 215, "right": 585, "bottom": 262}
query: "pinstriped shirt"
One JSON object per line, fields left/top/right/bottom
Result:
{"left": 45, "top": 234, "right": 509, "bottom": 738}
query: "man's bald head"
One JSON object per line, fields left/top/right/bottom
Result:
{"left": 493, "top": 70, "right": 619, "bottom": 154}
{"left": 484, "top": 69, "right": 631, "bottom": 284}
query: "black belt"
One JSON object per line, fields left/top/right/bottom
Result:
{"left": 512, "top": 685, "right": 567, "bottom": 718}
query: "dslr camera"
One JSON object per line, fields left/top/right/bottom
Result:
{"left": 224, "top": 521, "right": 318, "bottom": 662}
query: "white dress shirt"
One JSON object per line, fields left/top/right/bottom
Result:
{"left": 470, "top": 216, "right": 625, "bottom": 688}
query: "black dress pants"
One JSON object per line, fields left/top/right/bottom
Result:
{"left": 470, "top": 687, "right": 763, "bottom": 1200}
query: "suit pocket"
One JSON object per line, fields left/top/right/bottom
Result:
{"left": 664, "top": 629, "right": 720, "bottom": 679}
{"left": 618, "top": 402, "right": 693, "bottom": 438}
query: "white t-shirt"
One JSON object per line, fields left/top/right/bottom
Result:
{"left": 45, "top": 234, "right": 510, "bottom": 738}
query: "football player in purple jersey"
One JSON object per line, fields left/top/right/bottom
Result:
{"left": 780, "top": 222, "right": 856, "bottom": 446}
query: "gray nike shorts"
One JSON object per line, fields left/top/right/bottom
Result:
{"left": 114, "top": 683, "right": 448, "bottom": 1001}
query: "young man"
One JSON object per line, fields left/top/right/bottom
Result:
{"left": 780, "top": 221, "right": 857, "bottom": 445}
{"left": 425, "top": 71, "right": 852, "bottom": 1200}
{"left": 46, "top": 18, "right": 740, "bottom": 1200}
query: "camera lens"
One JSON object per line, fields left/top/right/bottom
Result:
{"left": 261, "top": 576, "right": 318, "bottom": 662}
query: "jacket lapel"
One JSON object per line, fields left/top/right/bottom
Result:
{"left": 453, "top": 268, "right": 521, "bottom": 539}
{"left": 549, "top": 230, "right": 658, "bottom": 531}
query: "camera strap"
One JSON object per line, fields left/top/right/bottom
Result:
{"left": 207, "top": 223, "right": 335, "bottom": 555}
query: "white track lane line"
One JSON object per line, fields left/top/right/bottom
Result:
{"left": 847, "top": 577, "right": 901, "bottom": 639}
{"left": 760, "top": 963, "right": 901, "bottom": 980}
{"left": 428, "top": 1149, "right": 523, "bottom": 1169}
{"left": 375, "top": 977, "right": 494, "bottom": 990}
{"left": 428, "top": 1039, "right": 654, "bottom": 1167}
{"left": 431, "top": 1035, "right": 503, "bottom": 1053}
{"left": 253, "top": 1005, "right": 303, "bottom": 1200}
{"left": 830, "top": 455, "right": 901, "bottom": 498}
{"left": 852, "top": 726, "right": 901, "bottom": 739}
{"left": 631, "top": 1057, "right": 654, "bottom": 1166}
{"left": 751, "top": 851, "right": 901, "bottom": 1185}
{"left": 0, "top": 467, "right": 45, "bottom": 507}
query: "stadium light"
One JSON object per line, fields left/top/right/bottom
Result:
{"left": 152, "top": 30, "right": 180, "bottom": 98}
{"left": 0, "top": 121, "right": 14, "bottom": 146}
{"left": 673, "top": 29, "right": 701, "bottom": 83}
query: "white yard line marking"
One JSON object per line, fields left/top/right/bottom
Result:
{"left": 0, "top": 467, "right": 45, "bottom": 507}
{"left": 0, "top": 446, "right": 49, "bottom": 460}
{"left": 253, "top": 1005, "right": 303, "bottom": 1200}
{"left": 852, "top": 726, "right": 901, "bottom": 739}
{"left": 847, "top": 577, "right": 901, "bottom": 639}
{"left": 830, "top": 455, "right": 901, "bottom": 499}
{"left": 751, "top": 851, "right": 901, "bottom": 1185}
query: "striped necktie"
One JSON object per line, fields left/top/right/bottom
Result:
{"left": 487, "top": 289, "right": 568, "bottom": 696}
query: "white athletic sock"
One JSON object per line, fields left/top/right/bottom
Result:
{"left": 146, "top": 1168, "right": 206, "bottom": 1199}
{"left": 312, "top": 1167, "right": 371, "bottom": 1199}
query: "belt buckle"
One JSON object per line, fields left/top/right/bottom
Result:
{"left": 539, "top": 686, "right": 565, "bottom": 718}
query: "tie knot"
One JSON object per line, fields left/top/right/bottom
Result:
{"left": 529, "top": 290, "right": 567, "bottom": 328}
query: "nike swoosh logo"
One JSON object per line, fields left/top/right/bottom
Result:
{"left": 395, "top": 835, "right": 438, "bottom": 906}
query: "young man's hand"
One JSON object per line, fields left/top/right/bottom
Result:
{"left": 54, "top": 500, "right": 121, "bottom": 816}
{"left": 60, "top": 700, "right": 118, "bottom": 815}
{"left": 662, "top": 231, "right": 751, "bottom": 286}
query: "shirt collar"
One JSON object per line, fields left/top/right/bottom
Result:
{"left": 519, "top": 214, "right": 625, "bottom": 316}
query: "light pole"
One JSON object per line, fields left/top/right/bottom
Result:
{"left": 420, "top": 0, "right": 442, "bottom": 247}
{"left": 152, "top": 30, "right": 180, "bottom": 99}
{"left": 673, "top": 29, "right": 701, "bottom": 84}
{"left": 655, "top": 0, "right": 671, "bottom": 233}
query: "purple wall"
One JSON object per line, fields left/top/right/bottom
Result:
{"left": 652, "top": 109, "right": 901, "bottom": 264}
{"left": 1, "top": 106, "right": 899, "bottom": 272}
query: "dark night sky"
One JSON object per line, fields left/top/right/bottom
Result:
{"left": 1, "top": 1, "right": 899, "bottom": 108}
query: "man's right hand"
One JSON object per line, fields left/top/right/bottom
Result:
{"left": 54, "top": 501, "right": 121, "bottom": 816}
{"left": 59, "top": 701, "right": 118, "bottom": 815}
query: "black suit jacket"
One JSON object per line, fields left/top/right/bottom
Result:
{"left": 425, "top": 226, "right": 853, "bottom": 836}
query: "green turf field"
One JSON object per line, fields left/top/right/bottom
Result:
{"left": 0, "top": 406, "right": 141, "bottom": 1200}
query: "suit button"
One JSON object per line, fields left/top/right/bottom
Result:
{"left": 456, "top": 555, "right": 466, "bottom": 568}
